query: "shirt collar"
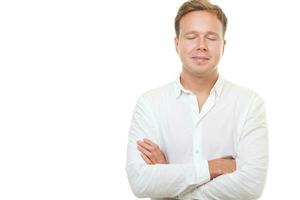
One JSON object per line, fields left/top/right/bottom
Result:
{"left": 174, "top": 74, "right": 224, "bottom": 99}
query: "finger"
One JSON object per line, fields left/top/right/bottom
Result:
{"left": 137, "top": 145, "right": 152, "bottom": 158}
{"left": 140, "top": 153, "right": 152, "bottom": 165}
{"left": 143, "top": 138, "right": 158, "bottom": 148}
{"left": 137, "top": 145, "right": 158, "bottom": 163}
{"left": 137, "top": 140, "right": 153, "bottom": 151}
{"left": 142, "top": 139, "right": 166, "bottom": 163}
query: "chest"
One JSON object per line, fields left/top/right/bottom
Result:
{"left": 158, "top": 101, "right": 238, "bottom": 163}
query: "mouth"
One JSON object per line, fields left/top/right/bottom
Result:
{"left": 191, "top": 56, "right": 210, "bottom": 63}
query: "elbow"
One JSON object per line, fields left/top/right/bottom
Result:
{"left": 242, "top": 171, "right": 268, "bottom": 199}
{"left": 126, "top": 164, "right": 149, "bottom": 198}
{"left": 132, "top": 188, "right": 148, "bottom": 198}
{"left": 248, "top": 179, "right": 267, "bottom": 199}
{"left": 129, "top": 180, "right": 148, "bottom": 198}
{"left": 231, "top": 178, "right": 266, "bottom": 200}
{"left": 129, "top": 183, "right": 146, "bottom": 198}
{"left": 238, "top": 157, "right": 268, "bottom": 199}
{"left": 247, "top": 186, "right": 264, "bottom": 199}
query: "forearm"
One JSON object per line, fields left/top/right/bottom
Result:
{"left": 126, "top": 160, "right": 210, "bottom": 198}
{"left": 180, "top": 144, "right": 268, "bottom": 199}
{"left": 180, "top": 138, "right": 268, "bottom": 199}
{"left": 183, "top": 160, "right": 268, "bottom": 200}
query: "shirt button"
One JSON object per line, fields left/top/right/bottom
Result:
{"left": 195, "top": 150, "right": 199, "bottom": 154}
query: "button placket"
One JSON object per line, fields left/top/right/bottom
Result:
{"left": 193, "top": 123, "right": 203, "bottom": 164}
{"left": 187, "top": 94, "right": 199, "bottom": 127}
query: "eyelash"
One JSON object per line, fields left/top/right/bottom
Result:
{"left": 186, "top": 37, "right": 217, "bottom": 41}
{"left": 207, "top": 37, "right": 217, "bottom": 41}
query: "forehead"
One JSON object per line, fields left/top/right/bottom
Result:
{"left": 180, "top": 10, "right": 223, "bottom": 35}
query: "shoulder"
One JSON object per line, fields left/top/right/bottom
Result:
{"left": 223, "top": 79, "right": 264, "bottom": 104}
{"left": 136, "top": 81, "right": 175, "bottom": 107}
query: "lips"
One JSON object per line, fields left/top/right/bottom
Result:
{"left": 191, "top": 56, "right": 209, "bottom": 60}
{"left": 191, "top": 56, "right": 210, "bottom": 63}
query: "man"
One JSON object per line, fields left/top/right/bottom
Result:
{"left": 126, "top": 0, "right": 268, "bottom": 199}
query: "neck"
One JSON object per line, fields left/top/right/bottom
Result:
{"left": 180, "top": 69, "right": 218, "bottom": 96}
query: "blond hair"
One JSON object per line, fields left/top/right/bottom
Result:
{"left": 175, "top": 0, "right": 228, "bottom": 37}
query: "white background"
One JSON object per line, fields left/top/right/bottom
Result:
{"left": 0, "top": 0, "right": 299, "bottom": 199}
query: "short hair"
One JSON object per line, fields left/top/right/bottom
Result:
{"left": 175, "top": 0, "right": 228, "bottom": 38}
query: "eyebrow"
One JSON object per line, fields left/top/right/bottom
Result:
{"left": 184, "top": 31, "right": 198, "bottom": 36}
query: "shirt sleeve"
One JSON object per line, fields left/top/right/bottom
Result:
{"left": 126, "top": 95, "right": 211, "bottom": 199}
{"left": 179, "top": 93, "right": 269, "bottom": 200}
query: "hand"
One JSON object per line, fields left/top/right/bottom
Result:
{"left": 208, "top": 156, "right": 236, "bottom": 179}
{"left": 137, "top": 138, "right": 168, "bottom": 164}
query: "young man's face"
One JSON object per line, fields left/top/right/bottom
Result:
{"left": 175, "top": 11, "right": 226, "bottom": 78}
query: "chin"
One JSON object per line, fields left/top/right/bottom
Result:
{"left": 191, "top": 65, "right": 211, "bottom": 73}
{"left": 191, "top": 67, "right": 217, "bottom": 77}
{"left": 183, "top": 62, "right": 215, "bottom": 76}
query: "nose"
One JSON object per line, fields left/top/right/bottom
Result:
{"left": 196, "top": 38, "right": 208, "bottom": 52}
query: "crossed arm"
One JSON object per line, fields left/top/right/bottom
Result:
{"left": 137, "top": 138, "right": 236, "bottom": 181}
{"left": 126, "top": 95, "right": 268, "bottom": 199}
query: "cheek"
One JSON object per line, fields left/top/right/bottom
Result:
{"left": 179, "top": 42, "right": 195, "bottom": 55}
{"left": 208, "top": 43, "right": 223, "bottom": 56}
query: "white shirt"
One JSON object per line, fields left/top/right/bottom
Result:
{"left": 126, "top": 75, "right": 268, "bottom": 200}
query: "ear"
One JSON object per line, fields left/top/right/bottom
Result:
{"left": 222, "top": 39, "right": 226, "bottom": 54}
{"left": 174, "top": 36, "right": 179, "bottom": 54}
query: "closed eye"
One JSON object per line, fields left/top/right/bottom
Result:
{"left": 206, "top": 35, "right": 217, "bottom": 41}
{"left": 206, "top": 33, "right": 219, "bottom": 41}
{"left": 186, "top": 36, "right": 196, "bottom": 40}
{"left": 184, "top": 33, "right": 197, "bottom": 40}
